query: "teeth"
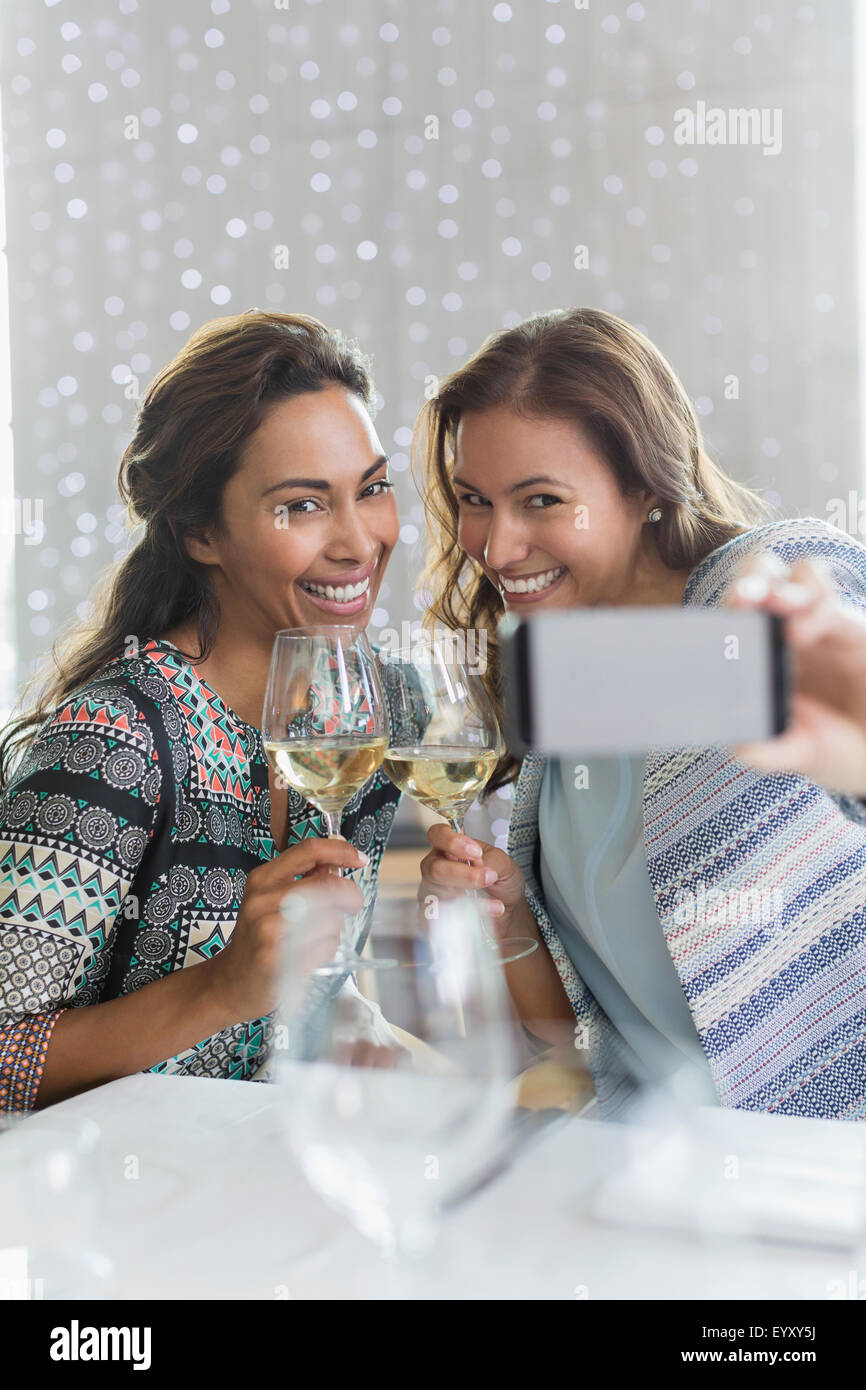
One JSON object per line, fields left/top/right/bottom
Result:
{"left": 500, "top": 566, "right": 564, "bottom": 595}
{"left": 302, "top": 576, "right": 370, "bottom": 602}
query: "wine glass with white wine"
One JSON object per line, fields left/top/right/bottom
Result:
{"left": 377, "top": 636, "right": 538, "bottom": 966}
{"left": 262, "top": 625, "right": 395, "bottom": 975}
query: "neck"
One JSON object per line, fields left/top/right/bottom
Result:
{"left": 642, "top": 566, "right": 693, "bottom": 606}
{"left": 160, "top": 616, "right": 275, "bottom": 729}
{"left": 619, "top": 556, "right": 693, "bottom": 607}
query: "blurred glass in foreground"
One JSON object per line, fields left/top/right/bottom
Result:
{"left": 272, "top": 890, "right": 520, "bottom": 1259}
{"left": 0, "top": 1115, "right": 114, "bottom": 1298}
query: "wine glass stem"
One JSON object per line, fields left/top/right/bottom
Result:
{"left": 325, "top": 813, "right": 360, "bottom": 960}
{"left": 323, "top": 811, "right": 344, "bottom": 879}
{"left": 447, "top": 815, "right": 498, "bottom": 952}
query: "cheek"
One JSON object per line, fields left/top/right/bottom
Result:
{"left": 541, "top": 513, "right": 590, "bottom": 563}
{"left": 570, "top": 499, "right": 630, "bottom": 550}
{"left": 254, "top": 516, "right": 320, "bottom": 581}
{"left": 457, "top": 511, "right": 486, "bottom": 558}
{"left": 380, "top": 496, "right": 400, "bottom": 551}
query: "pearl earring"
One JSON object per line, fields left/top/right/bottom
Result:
{"left": 648, "top": 507, "right": 663, "bottom": 523}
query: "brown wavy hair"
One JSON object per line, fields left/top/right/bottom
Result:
{"left": 0, "top": 310, "right": 375, "bottom": 789}
{"left": 413, "top": 307, "right": 775, "bottom": 795}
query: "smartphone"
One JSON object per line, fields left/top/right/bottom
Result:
{"left": 499, "top": 607, "right": 788, "bottom": 756}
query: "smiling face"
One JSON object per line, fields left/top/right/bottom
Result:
{"left": 185, "top": 385, "right": 399, "bottom": 638}
{"left": 453, "top": 406, "right": 690, "bottom": 610}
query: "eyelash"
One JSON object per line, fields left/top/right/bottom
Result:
{"left": 457, "top": 493, "right": 563, "bottom": 510}
{"left": 285, "top": 479, "right": 393, "bottom": 514}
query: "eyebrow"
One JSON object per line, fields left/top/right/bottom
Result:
{"left": 261, "top": 455, "right": 389, "bottom": 497}
{"left": 452, "top": 473, "right": 567, "bottom": 495}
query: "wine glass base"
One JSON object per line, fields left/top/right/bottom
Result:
{"left": 493, "top": 937, "right": 539, "bottom": 966}
{"left": 311, "top": 950, "right": 399, "bottom": 977}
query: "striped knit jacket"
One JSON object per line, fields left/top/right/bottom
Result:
{"left": 507, "top": 516, "right": 866, "bottom": 1121}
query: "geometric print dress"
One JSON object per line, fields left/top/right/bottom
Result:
{"left": 0, "top": 636, "right": 401, "bottom": 1112}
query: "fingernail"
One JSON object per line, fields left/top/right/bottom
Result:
{"left": 776, "top": 581, "right": 810, "bottom": 607}
{"left": 356, "top": 850, "right": 370, "bottom": 864}
{"left": 485, "top": 899, "right": 505, "bottom": 916}
{"left": 760, "top": 553, "right": 787, "bottom": 575}
{"left": 734, "top": 574, "right": 769, "bottom": 601}
{"left": 483, "top": 868, "right": 498, "bottom": 885}
{"left": 463, "top": 839, "right": 483, "bottom": 857}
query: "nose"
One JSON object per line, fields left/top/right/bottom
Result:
{"left": 327, "top": 495, "right": 382, "bottom": 567}
{"left": 481, "top": 509, "right": 531, "bottom": 574}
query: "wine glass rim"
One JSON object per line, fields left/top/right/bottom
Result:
{"left": 376, "top": 641, "right": 478, "bottom": 670}
{"left": 273, "top": 624, "right": 369, "bottom": 637}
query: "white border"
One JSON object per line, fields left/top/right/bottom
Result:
{"left": 0, "top": 79, "right": 14, "bottom": 725}
{"left": 856, "top": 0, "right": 866, "bottom": 496}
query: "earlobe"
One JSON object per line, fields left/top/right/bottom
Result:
{"left": 173, "top": 522, "right": 218, "bottom": 568}
{"left": 186, "top": 535, "right": 220, "bottom": 567}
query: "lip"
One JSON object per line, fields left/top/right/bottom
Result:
{"left": 295, "top": 556, "right": 379, "bottom": 617}
{"left": 299, "top": 558, "right": 379, "bottom": 589}
{"left": 497, "top": 565, "right": 568, "bottom": 605}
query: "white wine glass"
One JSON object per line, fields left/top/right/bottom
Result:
{"left": 376, "top": 637, "right": 538, "bottom": 966}
{"left": 273, "top": 889, "right": 521, "bottom": 1274}
{"left": 262, "top": 624, "right": 395, "bottom": 975}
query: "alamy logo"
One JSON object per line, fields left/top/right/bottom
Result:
{"left": 674, "top": 100, "right": 782, "bottom": 156}
{"left": 49, "top": 1320, "right": 152, "bottom": 1370}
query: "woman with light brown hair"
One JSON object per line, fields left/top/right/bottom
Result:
{"left": 415, "top": 307, "right": 866, "bottom": 1120}
{"left": 0, "top": 310, "right": 402, "bottom": 1112}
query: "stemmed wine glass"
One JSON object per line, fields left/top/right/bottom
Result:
{"left": 273, "top": 889, "right": 521, "bottom": 1271}
{"left": 376, "top": 636, "right": 538, "bottom": 966}
{"left": 262, "top": 625, "right": 395, "bottom": 975}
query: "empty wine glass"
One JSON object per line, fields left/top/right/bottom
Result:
{"left": 0, "top": 1114, "right": 114, "bottom": 1298}
{"left": 376, "top": 637, "right": 538, "bottom": 966}
{"left": 272, "top": 889, "right": 520, "bottom": 1266}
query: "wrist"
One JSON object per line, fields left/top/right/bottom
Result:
{"left": 499, "top": 895, "right": 537, "bottom": 941}
{"left": 200, "top": 952, "right": 243, "bottom": 1030}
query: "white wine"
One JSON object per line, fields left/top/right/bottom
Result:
{"left": 265, "top": 736, "right": 387, "bottom": 812}
{"left": 382, "top": 745, "right": 497, "bottom": 819}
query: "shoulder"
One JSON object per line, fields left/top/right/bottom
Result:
{"left": 0, "top": 665, "right": 169, "bottom": 829}
{"left": 41, "top": 645, "right": 185, "bottom": 750}
{"left": 683, "top": 516, "right": 866, "bottom": 609}
{"left": 47, "top": 674, "right": 156, "bottom": 747}
{"left": 8, "top": 642, "right": 185, "bottom": 790}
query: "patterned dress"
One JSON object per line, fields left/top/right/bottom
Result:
{"left": 0, "top": 637, "right": 401, "bottom": 1112}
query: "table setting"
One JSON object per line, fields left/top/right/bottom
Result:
{"left": 3, "top": 1061, "right": 866, "bottom": 1302}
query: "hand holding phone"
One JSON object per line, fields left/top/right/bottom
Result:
{"left": 728, "top": 553, "right": 866, "bottom": 796}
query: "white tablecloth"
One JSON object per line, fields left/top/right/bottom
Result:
{"left": 2, "top": 1072, "right": 865, "bottom": 1300}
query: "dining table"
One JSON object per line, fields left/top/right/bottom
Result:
{"left": 3, "top": 1067, "right": 866, "bottom": 1303}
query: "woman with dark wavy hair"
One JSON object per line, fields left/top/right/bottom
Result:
{"left": 415, "top": 307, "right": 866, "bottom": 1121}
{"left": 0, "top": 310, "right": 402, "bottom": 1112}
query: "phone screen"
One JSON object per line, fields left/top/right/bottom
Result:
{"left": 501, "top": 607, "right": 786, "bottom": 756}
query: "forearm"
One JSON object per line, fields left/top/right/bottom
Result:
{"left": 34, "top": 961, "right": 239, "bottom": 1110}
{"left": 498, "top": 897, "right": 576, "bottom": 1047}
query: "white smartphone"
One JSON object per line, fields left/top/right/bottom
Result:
{"left": 499, "top": 607, "right": 788, "bottom": 756}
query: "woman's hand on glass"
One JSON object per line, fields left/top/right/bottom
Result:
{"left": 418, "top": 824, "right": 527, "bottom": 939}
{"left": 728, "top": 551, "right": 866, "bottom": 796}
{"left": 205, "top": 835, "right": 367, "bottom": 1023}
